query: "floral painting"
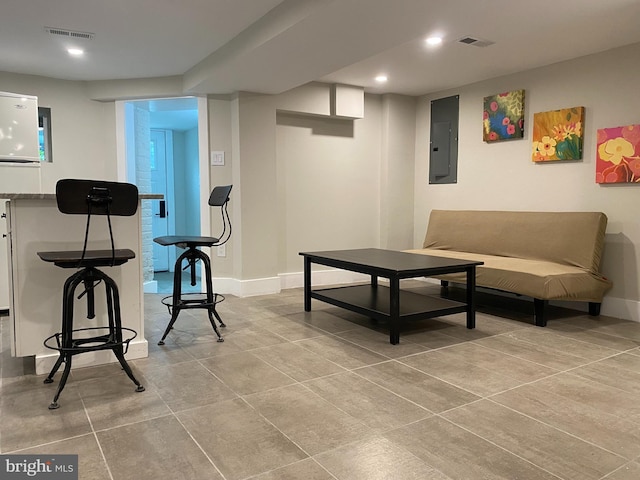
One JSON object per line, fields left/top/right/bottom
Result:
{"left": 532, "top": 107, "right": 584, "bottom": 162}
{"left": 596, "top": 124, "right": 640, "bottom": 183}
{"left": 483, "top": 90, "right": 525, "bottom": 142}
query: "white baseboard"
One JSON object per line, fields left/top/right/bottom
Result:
{"left": 279, "top": 269, "right": 370, "bottom": 290}
{"left": 212, "top": 276, "right": 282, "bottom": 297}
{"left": 598, "top": 295, "right": 640, "bottom": 323}
{"left": 211, "top": 269, "right": 369, "bottom": 298}
{"left": 143, "top": 280, "right": 158, "bottom": 294}
{"left": 210, "top": 271, "right": 640, "bottom": 323}
{"left": 34, "top": 339, "right": 148, "bottom": 375}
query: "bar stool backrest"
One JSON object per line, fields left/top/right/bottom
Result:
{"left": 56, "top": 179, "right": 138, "bottom": 216}
{"left": 208, "top": 185, "right": 232, "bottom": 207}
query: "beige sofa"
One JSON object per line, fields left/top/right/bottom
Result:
{"left": 406, "top": 210, "right": 613, "bottom": 326}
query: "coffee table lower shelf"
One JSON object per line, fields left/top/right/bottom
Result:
{"left": 310, "top": 284, "right": 468, "bottom": 342}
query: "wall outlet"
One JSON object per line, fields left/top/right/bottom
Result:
{"left": 217, "top": 244, "right": 226, "bottom": 257}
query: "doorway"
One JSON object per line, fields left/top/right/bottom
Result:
{"left": 121, "top": 97, "right": 206, "bottom": 294}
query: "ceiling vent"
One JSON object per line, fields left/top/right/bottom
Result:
{"left": 44, "top": 26, "right": 95, "bottom": 40}
{"left": 458, "top": 36, "right": 494, "bottom": 48}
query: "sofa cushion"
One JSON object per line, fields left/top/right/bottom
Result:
{"left": 406, "top": 248, "right": 612, "bottom": 302}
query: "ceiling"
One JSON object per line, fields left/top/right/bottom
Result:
{"left": 3, "top": 0, "right": 640, "bottom": 97}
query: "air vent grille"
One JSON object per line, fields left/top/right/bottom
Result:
{"left": 44, "top": 27, "right": 95, "bottom": 40}
{"left": 458, "top": 36, "right": 494, "bottom": 48}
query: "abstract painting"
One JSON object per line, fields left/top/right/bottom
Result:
{"left": 483, "top": 90, "right": 525, "bottom": 142}
{"left": 596, "top": 124, "right": 640, "bottom": 183}
{"left": 532, "top": 106, "right": 584, "bottom": 162}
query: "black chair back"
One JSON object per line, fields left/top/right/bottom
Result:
{"left": 56, "top": 179, "right": 138, "bottom": 216}
{"left": 208, "top": 185, "right": 232, "bottom": 207}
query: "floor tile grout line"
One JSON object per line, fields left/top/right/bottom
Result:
{"left": 172, "top": 412, "right": 229, "bottom": 480}
{"left": 430, "top": 414, "right": 566, "bottom": 480}
{"left": 599, "top": 460, "right": 639, "bottom": 480}
{"left": 481, "top": 397, "right": 634, "bottom": 462}
{"left": 82, "top": 393, "right": 117, "bottom": 480}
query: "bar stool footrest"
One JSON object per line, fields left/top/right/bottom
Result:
{"left": 43, "top": 326, "right": 138, "bottom": 354}
{"left": 161, "top": 293, "right": 225, "bottom": 315}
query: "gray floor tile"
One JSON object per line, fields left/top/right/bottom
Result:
{"left": 472, "top": 332, "right": 593, "bottom": 370}
{"left": 505, "top": 328, "right": 623, "bottom": 361}
{"left": 97, "top": 415, "right": 223, "bottom": 480}
{"left": 336, "top": 328, "right": 429, "bottom": 358}
{"left": 3, "top": 291, "right": 640, "bottom": 479}
{"left": 252, "top": 342, "right": 346, "bottom": 382}
{"left": 177, "top": 398, "right": 308, "bottom": 480}
{"left": 245, "top": 383, "right": 374, "bottom": 455}
{"left": 493, "top": 383, "right": 640, "bottom": 459}
{"left": 291, "top": 309, "right": 373, "bottom": 333}
{"left": 250, "top": 458, "right": 335, "bottom": 480}
{"left": 200, "top": 351, "right": 295, "bottom": 395}
{"left": 77, "top": 375, "right": 170, "bottom": 431}
{"left": 546, "top": 323, "right": 640, "bottom": 351}
{"left": 355, "top": 360, "right": 480, "bottom": 413}
{"left": 295, "top": 335, "right": 388, "bottom": 369}
{"left": 315, "top": 436, "right": 448, "bottom": 480}
{"left": 568, "top": 353, "right": 640, "bottom": 394}
{"left": 442, "top": 399, "right": 626, "bottom": 479}
{"left": 400, "top": 347, "right": 534, "bottom": 396}
{"left": 143, "top": 360, "right": 237, "bottom": 412}
{"left": 304, "top": 371, "right": 431, "bottom": 432}
{"left": 14, "top": 434, "right": 111, "bottom": 480}
{"left": 131, "top": 334, "right": 195, "bottom": 373}
{"left": 384, "top": 416, "right": 560, "bottom": 480}
{"left": 604, "top": 462, "right": 640, "bottom": 480}
{"left": 259, "top": 314, "right": 330, "bottom": 341}
{"left": 1, "top": 377, "right": 91, "bottom": 452}
{"left": 531, "top": 372, "right": 640, "bottom": 424}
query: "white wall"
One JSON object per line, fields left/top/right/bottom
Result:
{"left": 276, "top": 99, "right": 382, "bottom": 274}
{"left": 219, "top": 85, "right": 416, "bottom": 295}
{"left": 414, "top": 42, "right": 640, "bottom": 321}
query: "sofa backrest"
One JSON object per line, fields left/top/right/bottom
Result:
{"left": 423, "top": 210, "right": 608, "bottom": 272}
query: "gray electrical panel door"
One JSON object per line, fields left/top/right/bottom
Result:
{"left": 429, "top": 95, "right": 459, "bottom": 184}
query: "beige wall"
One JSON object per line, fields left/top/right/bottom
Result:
{"left": 0, "top": 72, "right": 117, "bottom": 192}
{"left": 214, "top": 85, "right": 416, "bottom": 291}
{"left": 3, "top": 41, "right": 640, "bottom": 319}
{"left": 414, "top": 42, "right": 640, "bottom": 320}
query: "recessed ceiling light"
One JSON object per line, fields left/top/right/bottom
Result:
{"left": 375, "top": 75, "right": 388, "bottom": 83}
{"left": 67, "top": 48, "right": 84, "bottom": 56}
{"left": 426, "top": 36, "right": 443, "bottom": 46}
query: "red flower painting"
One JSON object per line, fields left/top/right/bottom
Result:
{"left": 595, "top": 124, "right": 640, "bottom": 183}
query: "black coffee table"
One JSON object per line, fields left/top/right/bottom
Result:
{"left": 300, "top": 248, "right": 483, "bottom": 344}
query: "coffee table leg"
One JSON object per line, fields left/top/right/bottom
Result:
{"left": 466, "top": 265, "right": 476, "bottom": 329}
{"left": 304, "top": 257, "right": 311, "bottom": 312}
{"left": 389, "top": 278, "right": 400, "bottom": 344}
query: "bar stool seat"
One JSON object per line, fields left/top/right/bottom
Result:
{"left": 38, "top": 179, "right": 145, "bottom": 409}
{"left": 154, "top": 185, "right": 232, "bottom": 346}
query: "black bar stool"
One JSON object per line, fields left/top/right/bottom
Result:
{"left": 38, "top": 179, "right": 145, "bottom": 409}
{"left": 154, "top": 185, "right": 232, "bottom": 345}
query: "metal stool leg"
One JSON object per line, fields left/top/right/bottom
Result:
{"left": 48, "top": 352, "right": 72, "bottom": 410}
{"left": 158, "top": 261, "right": 185, "bottom": 345}
{"left": 158, "top": 246, "right": 226, "bottom": 344}
{"left": 105, "top": 274, "right": 145, "bottom": 392}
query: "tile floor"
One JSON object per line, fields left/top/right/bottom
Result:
{"left": 1, "top": 283, "right": 640, "bottom": 480}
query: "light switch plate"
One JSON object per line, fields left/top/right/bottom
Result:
{"left": 211, "top": 151, "right": 225, "bottom": 166}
